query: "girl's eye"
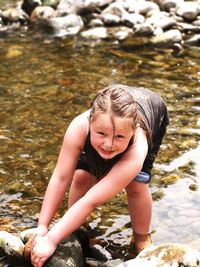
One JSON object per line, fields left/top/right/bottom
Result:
{"left": 116, "top": 135, "right": 124, "bottom": 139}
{"left": 98, "top": 132, "right": 105, "bottom": 136}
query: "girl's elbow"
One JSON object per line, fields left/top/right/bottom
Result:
{"left": 82, "top": 194, "right": 104, "bottom": 211}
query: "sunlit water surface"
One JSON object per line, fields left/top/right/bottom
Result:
{"left": 0, "top": 23, "right": 200, "bottom": 263}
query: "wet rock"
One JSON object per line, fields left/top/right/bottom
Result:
{"left": 158, "top": 0, "right": 184, "bottom": 12}
{"left": 184, "top": 34, "right": 200, "bottom": 46}
{"left": 101, "top": 13, "right": 121, "bottom": 25}
{"left": 145, "top": 10, "right": 176, "bottom": 29}
{"left": 86, "top": 258, "right": 123, "bottom": 267}
{"left": 13, "top": 0, "right": 200, "bottom": 47}
{"left": 89, "top": 18, "right": 104, "bottom": 27}
{"left": 160, "top": 173, "right": 180, "bottom": 185}
{"left": 116, "top": 243, "right": 200, "bottom": 267}
{"left": 56, "top": 0, "right": 84, "bottom": 16}
{"left": 150, "top": 29, "right": 182, "bottom": 46}
{"left": 0, "top": 231, "right": 24, "bottom": 258}
{"left": 84, "top": 0, "right": 113, "bottom": 10}
{"left": 1, "top": 8, "right": 28, "bottom": 24}
{"left": 114, "top": 27, "right": 132, "bottom": 41}
{"left": 152, "top": 189, "right": 165, "bottom": 201}
{"left": 1, "top": 0, "right": 200, "bottom": 47}
{"left": 101, "top": 2, "right": 128, "bottom": 18}
{"left": 122, "top": 13, "right": 145, "bottom": 28}
{"left": 81, "top": 26, "right": 107, "bottom": 39}
{"left": 128, "top": 1, "right": 160, "bottom": 15}
{"left": 44, "top": 234, "right": 84, "bottom": 267}
{"left": 37, "top": 14, "right": 84, "bottom": 36}
{"left": 189, "top": 183, "right": 199, "bottom": 191}
{"left": 22, "top": 0, "right": 42, "bottom": 16}
{"left": 0, "top": 228, "right": 85, "bottom": 267}
{"left": 134, "top": 22, "right": 155, "bottom": 36}
{"left": 175, "top": 2, "right": 200, "bottom": 21}
{"left": 42, "top": 0, "right": 60, "bottom": 8}
{"left": 30, "top": 6, "right": 56, "bottom": 22}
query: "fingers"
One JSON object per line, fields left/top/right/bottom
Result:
{"left": 32, "top": 256, "right": 46, "bottom": 267}
{"left": 30, "top": 233, "right": 37, "bottom": 250}
{"left": 23, "top": 234, "right": 37, "bottom": 261}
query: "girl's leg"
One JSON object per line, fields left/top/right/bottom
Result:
{"left": 125, "top": 180, "right": 152, "bottom": 252}
{"left": 68, "top": 169, "right": 96, "bottom": 208}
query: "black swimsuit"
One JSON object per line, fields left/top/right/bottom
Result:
{"left": 76, "top": 85, "right": 169, "bottom": 182}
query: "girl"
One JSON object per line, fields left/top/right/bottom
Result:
{"left": 30, "top": 84, "right": 169, "bottom": 267}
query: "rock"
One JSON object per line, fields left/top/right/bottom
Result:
{"left": 150, "top": 29, "right": 182, "bottom": 46}
{"left": 176, "top": 2, "right": 200, "bottom": 21}
{"left": 56, "top": 0, "right": 84, "bottom": 16}
{"left": 22, "top": 0, "right": 42, "bottom": 16}
{"left": 89, "top": 18, "right": 104, "bottom": 27}
{"left": 10, "top": 0, "right": 200, "bottom": 47}
{"left": 101, "top": 13, "right": 121, "bottom": 25}
{"left": 0, "top": 228, "right": 85, "bottom": 267}
{"left": 101, "top": 2, "right": 128, "bottom": 18}
{"left": 0, "top": 231, "right": 24, "bottom": 258}
{"left": 160, "top": 173, "right": 180, "bottom": 185}
{"left": 42, "top": 0, "right": 60, "bottom": 8}
{"left": 84, "top": 0, "right": 113, "bottom": 10}
{"left": 122, "top": 13, "right": 145, "bottom": 27}
{"left": 86, "top": 258, "right": 123, "bottom": 267}
{"left": 134, "top": 22, "right": 155, "bottom": 36}
{"left": 81, "top": 27, "right": 107, "bottom": 39}
{"left": 37, "top": 14, "right": 84, "bottom": 36}
{"left": 20, "top": 228, "right": 38, "bottom": 243}
{"left": 146, "top": 10, "right": 174, "bottom": 29}
{"left": 184, "top": 34, "right": 200, "bottom": 46}
{"left": 114, "top": 27, "right": 132, "bottom": 41}
{"left": 30, "top": 6, "right": 56, "bottom": 22}
{"left": 44, "top": 234, "right": 84, "bottom": 267}
{"left": 158, "top": 0, "right": 184, "bottom": 12}
{"left": 129, "top": 1, "right": 160, "bottom": 15}
{"left": 1, "top": 8, "right": 28, "bottom": 24}
{"left": 116, "top": 243, "right": 200, "bottom": 267}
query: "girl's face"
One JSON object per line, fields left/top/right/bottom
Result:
{"left": 89, "top": 113, "right": 135, "bottom": 159}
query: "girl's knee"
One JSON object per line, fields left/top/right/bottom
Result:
{"left": 73, "top": 170, "right": 95, "bottom": 188}
{"left": 126, "top": 182, "right": 149, "bottom": 198}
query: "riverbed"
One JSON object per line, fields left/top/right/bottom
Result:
{"left": 0, "top": 8, "right": 200, "bottom": 263}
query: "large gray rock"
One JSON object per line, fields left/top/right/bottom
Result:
{"left": 150, "top": 29, "right": 182, "bottom": 45}
{"left": 116, "top": 243, "right": 200, "bottom": 267}
{"left": 36, "top": 14, "right": 84, "bottom": 36}
{"left": 43, "top": 234, "right": 84, "bottom": 267}
{"left": 0, "top": 229, "right": 85, "bottom": 267}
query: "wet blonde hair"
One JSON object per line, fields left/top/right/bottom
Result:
{"left": 89, "top": 85, "right": 152, "bottom": 146}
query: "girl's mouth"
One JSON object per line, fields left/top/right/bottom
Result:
{"left": 100, "top": 147, "right": 114, "bottom": 156}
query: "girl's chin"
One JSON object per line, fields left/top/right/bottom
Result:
{"left": 98, "top": 149, "right": 115, "bottom": 159}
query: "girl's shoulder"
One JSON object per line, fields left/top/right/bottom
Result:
{"left": 64, "top": 110, "right": 90, "bottom": 148}
{"left": 70, "top": 110, "right": 90, "bottom": 133}
{"left": 127, "top": 126, "right": 148, "bottom": 157}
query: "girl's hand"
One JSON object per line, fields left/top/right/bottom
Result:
{"left": 23, "top": 226, "right": 48, "bottom": 262}
{"left": 36, "top": 225, "right": 48, "bottom": 236}
{"left": 31, "top": 235, "right": 57, "bottom": 267}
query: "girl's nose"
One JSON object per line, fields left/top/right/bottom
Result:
{"left": 103, "top": 138, "right": 113, "bottom": 149}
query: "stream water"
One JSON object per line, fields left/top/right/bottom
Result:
{"left": 0, "top": 10, "right": 200, "bottom": 264}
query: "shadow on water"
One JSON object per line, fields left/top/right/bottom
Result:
{"left": 0, "top": 25, "right": 200, "bottom": 264}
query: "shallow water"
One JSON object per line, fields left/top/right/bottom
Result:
{"left": 0, "top": 23, "right": 200, "bottom": 262}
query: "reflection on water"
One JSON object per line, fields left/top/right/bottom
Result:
{"left": 0, "top": 28, "right": 200, "bottom": 260}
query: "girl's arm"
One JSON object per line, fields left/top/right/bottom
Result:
{"left": 45, "top": 127, "right": 148, "bottom": 244}
{"left": 31, "top": 127, "right": 148, "bottom": 267}
{"left": 37, "top": 111, "right": 89, "bottom": 231}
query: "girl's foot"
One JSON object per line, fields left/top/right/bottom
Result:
{"left": 129, "top": 232, "right": 152, "bottom": 258}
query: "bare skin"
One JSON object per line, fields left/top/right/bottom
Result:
{"left": 30, "top": 111, "right": 151, "bottom": 267}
